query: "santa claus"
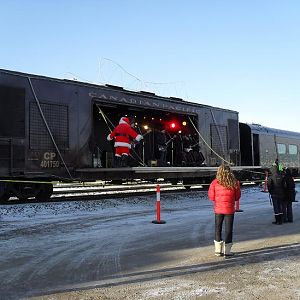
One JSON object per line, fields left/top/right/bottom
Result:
{"left": 107, "top": 117, "right": 143, "bottom": 167}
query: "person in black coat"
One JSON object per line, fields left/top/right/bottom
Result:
{"left": 283, "top": 168, "right": 295, "bottom": 222}
{"left": 155, "top": 128, "right": 168, "bottom": 166}
{"left": 267, "top": 165, "right": 285, "bottom": 225}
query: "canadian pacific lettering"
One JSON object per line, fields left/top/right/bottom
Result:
{"left": 89, "top": 92, "right": 197, "bottom": 113}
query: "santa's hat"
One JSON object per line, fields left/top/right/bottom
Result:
{"left": 119, "top": 117, "right": 130, "bottom": 125}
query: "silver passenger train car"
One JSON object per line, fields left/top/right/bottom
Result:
{"left": 240, "top": 123, "right": 300, "bottom": 175}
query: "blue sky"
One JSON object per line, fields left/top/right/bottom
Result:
{"left": 1, "top": 0, "right": 300, "bottom": 132}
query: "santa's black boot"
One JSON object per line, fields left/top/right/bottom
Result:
{"left": 121, "top": 155, "right": 128, "bottom": 167}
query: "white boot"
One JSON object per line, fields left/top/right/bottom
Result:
{"left": 214, "top": 240, "right": 224, "bottom": 256}
{"left": 224, "top": 243, "right": 234, "bottom": 257}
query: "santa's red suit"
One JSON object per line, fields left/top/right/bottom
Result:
{"left": 107, "top": 117, "right": 143, "bottom": 157}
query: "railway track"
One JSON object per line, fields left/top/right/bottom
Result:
{"left": 2, "top": 183, "right": 206, "bottom": 205}
{"left": 3, "top": 177, "right": 300, "bottom": 205}
{"left": 0, "top": 181, "right": 267, "bottom": 205}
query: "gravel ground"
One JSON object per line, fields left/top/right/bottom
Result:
{"left": 0, "top": 184, "right": 299, "bottom": 300}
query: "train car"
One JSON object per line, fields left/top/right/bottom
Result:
{"left": 240, "top": 123, "right": 300, "bottom": 176}
{"left": 0, "top": 69, "right": 243, "bottom": 201}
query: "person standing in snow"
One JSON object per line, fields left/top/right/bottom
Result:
{"left": 267, "top": 165, "right": 285, "bottom": 225}
{"left": 208, "top": 165, "right": 241, "bottom": 257}
{"left": 282, "top": 168, "right": 295, "bottom": 222}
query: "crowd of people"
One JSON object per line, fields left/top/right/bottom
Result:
{"left": 267, "top": 162, "right": 296, "bottom": 224}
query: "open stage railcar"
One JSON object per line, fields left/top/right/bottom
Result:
{"left": 0, "top": 69, "right": 299, "bottom": 201}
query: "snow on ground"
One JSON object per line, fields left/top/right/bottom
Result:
{"left": 0, "top": 184, "right": 299, "bottom": 300}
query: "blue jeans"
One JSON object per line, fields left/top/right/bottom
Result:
{"left": 215, "top": 214, "right": 234, "bottom": 244}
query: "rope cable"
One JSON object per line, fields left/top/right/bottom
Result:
{"left": 188, "top": 116, "right": 232, "bottom": 165}
{"left": 95, "top": 104, "right": 114, "bottom": 132}
{"left": 95, "top": 104, "right": 146, "bottom": 166}
{"left": 210, "top": 109, "right": 226, "bottom": 157}
{"left": 188, "top": 117, "right": 265, "bottom": 175}
{"left": 28, "top": 77, "right": 74, "bottom": 180}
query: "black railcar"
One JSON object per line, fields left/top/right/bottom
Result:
{"left": 3, "top": 69, "right": 298, "bottom": 201}
{"left": 0, "top": 69, "right": 243, "bottom": 201}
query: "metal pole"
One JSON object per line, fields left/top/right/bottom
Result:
{"left": 171, "top": 140, "right": 174, "bottom": 166}
{"left": 263, "top": 171, "right": 268, "bottom": 193}
{"left": 142, "top": 140, "right": 145, "bottom": 165}
{"left": 9, "top": 138, "right": 13, "bottom": 175}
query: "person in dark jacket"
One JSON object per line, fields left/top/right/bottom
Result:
{"left": 273, "top": 158, "right": 284, "bottom": 173}
{"left": 267, "top": 165, "right": 285, "bottom": 225}
{"left": 208, "top": 165, "right": 241, "bottom": 257}
{"left": 155, "top": 128, "right": 168, "bottom": 166}
{"left": 283, "top": 168, "right": 295, "bottom": 222}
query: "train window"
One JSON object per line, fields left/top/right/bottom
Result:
{"left": 277, "top": 143, "right": 286, "bottom": 154}
{"left": 288, "top": 144, "right": 298, "bottom": 155}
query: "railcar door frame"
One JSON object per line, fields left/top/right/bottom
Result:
{"left": 252, "top": 133, "right": 260, "bottom": 166}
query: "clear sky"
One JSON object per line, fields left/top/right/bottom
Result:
{"left": 1, "top": 0, "right": 300, "bottom": 132}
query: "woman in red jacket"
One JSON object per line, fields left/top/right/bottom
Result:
{"left": 208, "top": 165, "right": 241, "bottom": 257}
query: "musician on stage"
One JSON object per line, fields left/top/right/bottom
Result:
{"left": 182, "top": 134, "right": 194, "bottom": 166}
{"left": 155, "top": 127, "right": 168, "bottom": 166}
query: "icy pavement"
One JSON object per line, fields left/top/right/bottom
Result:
{"left": 0, "top": 185, "right": 299, "bottom": 300}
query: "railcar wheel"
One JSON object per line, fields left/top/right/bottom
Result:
{"left": 18, "top": 197, "right": 29, "bottom": 201}
{"left": 0, "top": 182, "right": 11, "bottom": 203}
{"left": 11, "top": 183, "right": 36, "bottom": 201}
{"left": 0, "top": 193, "right": 10, "bottom": 203}
{"left": 111, "top": 180, "right": 123, "bottom": 185}
{"left": 182, "top": 178, "right": 193, "bottom": 190}
{"left": 170, "top": 179, "right": 178, "bottom": 185}
{"left": 201, "top": 177, "right": 212, "bottom": 190}
{"left": 35, "top": 184, "right": 53, "bottom": 202}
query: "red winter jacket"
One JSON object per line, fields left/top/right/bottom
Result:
{"left": 208, "top": 179, "right": 241, "bottom": 214}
